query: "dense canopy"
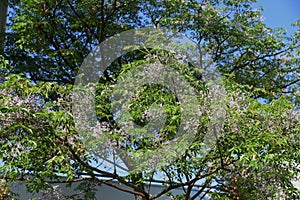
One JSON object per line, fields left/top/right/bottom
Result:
{"left": 0, "top": 0, "right": 299, "bottom": 199}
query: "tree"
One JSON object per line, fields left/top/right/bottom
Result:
{"left": 1, "top": 0, "right": 300, "bottom": 199}
{"left": 0, "top": 0, "right": 8, "bottom": 52}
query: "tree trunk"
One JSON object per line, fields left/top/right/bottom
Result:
{"left": 115, "top": 150, "right": 148, "bottom": 200}
{"left": 132, "top": 172, "right": 147, "bottom": 200}
{"left": 134, "top": 189, "right": 146, "bottom": 200}
{"left": 135, "top": 193, "right": 145, "bottom": 200}
{"left": 0, "top": 0, "right": 8, "bottom": 52}
{"left": 134, "top": 187, "right": 146, "bottom": 200}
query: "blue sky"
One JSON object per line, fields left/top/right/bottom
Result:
{"left": 255, "top": 0, "right": 300, "bottom": 34}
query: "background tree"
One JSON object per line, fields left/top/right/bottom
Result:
{"left": 0, "top": 0, "right": 8, "bottom": 52}
{"left": 1, "top": 0, "right": 300, "bottom": 199}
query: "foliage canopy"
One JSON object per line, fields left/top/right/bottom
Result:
{"left": 0, "top": 0, "right": 300, "bottom": 199}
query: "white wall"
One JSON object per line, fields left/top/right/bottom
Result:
{"left": 11, "top": 181, "right": 202, "bottom": 200}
